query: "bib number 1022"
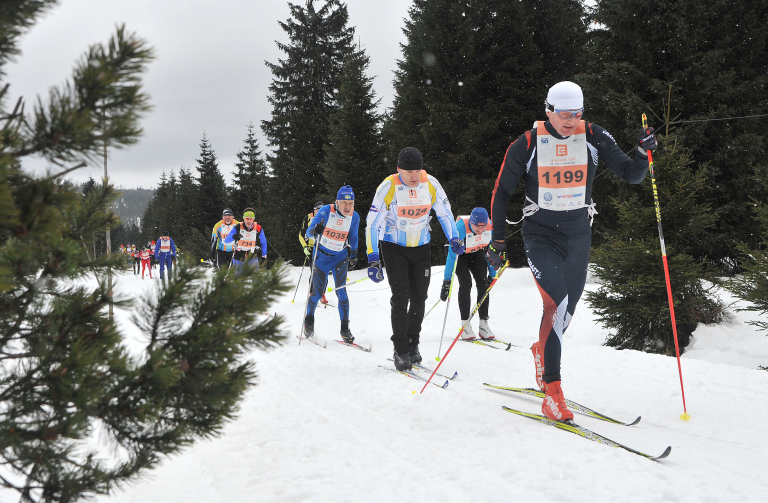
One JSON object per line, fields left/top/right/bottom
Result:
{"left": 542, "top": 169, "right": 584, "bottom": 184}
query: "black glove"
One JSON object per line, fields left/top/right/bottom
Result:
{"left": 637, "top": 127, "right": 657, "bottom": 155}
{"left": 312, "top": 223, "right": 325, "bottom": 237}
{"left": 487, "top": 241, "right": 507, "bottom": 270}
{"left": 440, "top": 279, "right": 451, "bottom": 301}
{"left": 349, "top": 255, "right": 358, "bottom": 269}
{"left": 232, "top": 232, "right": 242, "bottom": 242}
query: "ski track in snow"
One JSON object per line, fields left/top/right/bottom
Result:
{"left": 45, "top": 266, "right": 768, "bottom": 502}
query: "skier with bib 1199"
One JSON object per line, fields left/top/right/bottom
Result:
{"left": 210, "top": 208, "right": 239, "bottom": 268}
{"left": 366, "top": 147, "right": 462, "bottom": 371}
{"left": 302, "top": 186, "right": 359, "bottom": 343}
{"left": 488, "top": 81, "right": 655, "bottom": 422}
{"left": 442, "top": 207, "right": 496, "bottom": 340}
{"left": 227, "top": 208, "right": 267, "bottom": 273}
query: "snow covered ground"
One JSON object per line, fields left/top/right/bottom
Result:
{"left": 89, "top": 265, "right": 768, "bottom": 502}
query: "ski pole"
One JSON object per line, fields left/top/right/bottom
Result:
{"left": 299, "top": 223, "right": 322, "bottom": 345}
{"left": 291, "top": 256, "right": 308, "bottom": 303}
{"left": 420, "top": 262, "right": 508, "bottom": 393}
{"left": 326, "top": 276, "right": 368, "bottom": 294}
{"left": 642, "top": 113, "right": 689, "bottom": 421}
{"left": 423, "top": 298, "right": 442, "bottom": 320}
{"left": 435, "top": 256, "right": 459, "bottom": 361}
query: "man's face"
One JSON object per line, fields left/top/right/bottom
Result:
{"left": 470, "top": 222, "right": 488, "bottom": 235}
{"left": 397, "top": 167, "right": 422, "bottom": 188}
{"left": 546, "top": 110, "right": 581, "bottom": 137}
{"left": 336, "top": 199, "right": 354, "bottom": 217}
{"left": 223, "top": 215, "right": 233, "bottom": 225}
{"left": 312, "top": 208, "right": 319, "bottom": 217}
{"left": 243, "top": 217, "right": 255, "bottom": 227}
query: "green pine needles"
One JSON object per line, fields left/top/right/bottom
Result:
{"left": 0, "top": 4, "right": 289, "bottom": 502}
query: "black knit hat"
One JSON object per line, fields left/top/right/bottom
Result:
{"left": 397, "top": 147, "right": 423, "bottom": 171}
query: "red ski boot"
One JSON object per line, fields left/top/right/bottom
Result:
{"left": 320, "top": 293, "right": 329, "bottom": 304}
{"left": 531, "top": 342, "right": 545, "bottom": 390}
{"left": 541, "top": 381, "right": 573, "bottom": 422}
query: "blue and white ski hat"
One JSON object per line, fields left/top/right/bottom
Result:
{"left": 469, "top": 207, "right": 489, "bottom": 226}
{"left": 336, "top": 185, "right": 355, "bottom": 201}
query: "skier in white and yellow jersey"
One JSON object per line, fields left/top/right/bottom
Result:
{"left": 366, "top": 147, "right": 464, "bottom": 371}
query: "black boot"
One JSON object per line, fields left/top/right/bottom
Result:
{"left": 393, "top": 349, "right": 412, "bottom": 371}
{"left": 409, "top": 337, "right": 422, "bottom": 364}
{"left": 303, "top": 314, "right": 314, "bottom": 338}
{"left": 340, "top": 320, "right": 354, "bottom": 343}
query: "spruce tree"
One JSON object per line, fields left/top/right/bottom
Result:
{"left": 585, "top": 136, "right": 724, "bottom": 354}
{"left": 194, "top": 134, "right": 228, "bottom": 236}
{"left": 0, "top": 7, "right": 289, "bottom": 502}
{"left": 231, "top": 122, "right": 269, "bottom": 218}
{"left": 384, "top": 0, "right": 586, "bottom": 264}
{"left": 726, "top": 169, "right": 768, "bottom": 336}
{"left": 580, "top": 0, "right": 768, "bottom": 271}
{"left": 262, "top": 0, "right": 354, "bottom": 263}
{"left": 323, "top": 48, "right": 386, "bottom": 265}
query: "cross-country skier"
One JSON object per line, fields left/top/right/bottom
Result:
{"left": 488, "top": 81, "right": 655, "bottom": 422}
{"left": 442, "top": 207, "right": 496, "bottom": 340}
{"left": 132, "top": 245, "right": 140, "bottom": 275}
{"left": 226, "top": 208, "right": 267, "bottom": 273}
{"left": 210, "top": 208, "right": 239, "bottom": 268}
{"left": 366, "top": 147, "right": 462, "bottom": 371}
{"left": 302, "top": 186, "right": 359, "bottom": 342}
{"left": 140, "top": 245, "right": 153, "bottom": 279}
{"left": 300, "top": 201, "right": 329, "bottom": 304}
{"left": 154, "top": 230, "right": 177, "bottom": 282}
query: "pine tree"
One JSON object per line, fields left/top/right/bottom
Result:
{"left": 726, "top": 167, "right": 768, "bottom": 336}
{"left": 0, "top": 8, "right": 289, "bottom": 502}
{"left": 262, "top": 0, "right": 354, "bottom": 263}
{"left": 580, "top": 0, "right": 768, "bottom": 272}
{"left": 231, "top": 122, "right": 269, "bottom": 218}
{"left": 585, "top": 136, "right": 725, "bottom": 354}
{"left": 323, "top": 47, "right": 386, "bottom": 264}
{"left": 383, "top": 0, "right": 586, "bottom": 264}
{"left": 194, "top": 134, "right": 228, "bottom": 235}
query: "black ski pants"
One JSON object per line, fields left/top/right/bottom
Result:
{"left": 381, "top": 241, "right": 431, "bottom": 354}
{"left": 215, "top": 249, "right": 234, "bottom": 269}
{"left": 455, "top": 251, "right": 490, "bottom": 320}
{"left": 524, "top": 232, "right": 591, "bottom": 384}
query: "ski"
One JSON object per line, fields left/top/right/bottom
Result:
{"left": 335, "top": 340, "right": 372, "bottom": 352}
{"left": 477, "top": 337, "right": 515, "bottom": 350}
{"left": 388, "top": 359, "right": 458, "bottom": 381}
{"left": 296, "top": 335, "right": 327, "bottom": 349}
{"left": 484, "top": 384, "right": 641, "bottom": 426}
{"left": 460, "top": 338, "right": 502, "bottom": 350}
{"left": 501, "top": 406, "right": 671, "bottom": 461}
{"left": 378, "top": 365, "right": 449, "bottom": 389}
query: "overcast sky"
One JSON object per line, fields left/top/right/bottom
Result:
{"left": 5, "top": 0, "right": 413, "bottom": 188}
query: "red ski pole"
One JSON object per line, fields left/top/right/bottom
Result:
{"left": 419, "top": 262, "right": 508, "bottom": 393}
{"left": 642, "top": 113, "right": 690, "bottom": 421}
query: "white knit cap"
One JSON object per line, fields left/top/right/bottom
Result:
{"left": 546, "top": 81, "right": 584, "bottom": 110}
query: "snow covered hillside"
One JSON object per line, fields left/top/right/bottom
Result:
{"left": 96, "top": 265, "right": 768, "bottom": 503}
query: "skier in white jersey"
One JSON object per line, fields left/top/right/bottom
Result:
{"left": 366, "top": 147, "right": 463, "bottom": 371}
{"left": 488, "top": 81, "right": 656, "bottom": 421}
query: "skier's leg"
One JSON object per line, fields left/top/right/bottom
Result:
{"left": 306, "top": 254, "right": 332, "bottom": 317}
{"left": 455, "top": 254, "right": 472, "bottom": 320}
{"left": 332, "top": 255, "right": 349, "bottom": 321}
{"left": 405, "top": 243, "right": 431, "bottom": 348}
{"left": 562, "top": 233, "right": 592, "bottom": 333}
{"left": 467, "top": 252, "right": 490, "bottom": 320}
{"left": 524, "top": 234, "right": 569, "bottom": 384}
{"left": 381, "top": 241, "right": 411, "bottom": 355}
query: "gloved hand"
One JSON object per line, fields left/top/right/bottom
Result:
{"left": 232, "top": 232, "right": 242, "bottom": 243}
{"left": 487, "top": 240, "right": 507, "bottom": 269}
{"left": 450, "top": 237, "right": 465, "bottom": 255}
{"left": 367, "top": 253, "right": 383, "bottom": 283}
{"left": 637, "top": 127, "right": 657, "bottom": 156}
{"left": 304, "top": 245, "right": 312, "bottom": 256}
{"left": 440, "top": 279, "right": 451, "bottom": 301}
{"left": 312, "top": 223, "right": 325, "bottom": 237}
{"left": 349, "top": 255, "right": 358, "bottom": 269}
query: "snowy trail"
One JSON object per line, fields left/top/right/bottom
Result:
{"left": 86, "top": 265, "right": 768, "bottom": 502}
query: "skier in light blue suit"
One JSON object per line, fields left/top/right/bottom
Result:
{"left": 302, "top": 185, "right": 360, "bottom": 343}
